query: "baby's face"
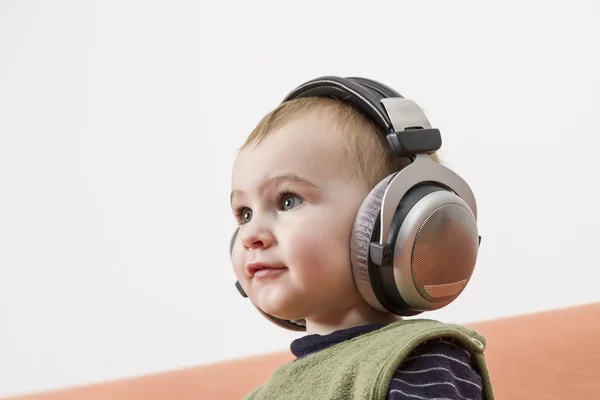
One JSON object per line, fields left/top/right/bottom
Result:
{"left": 230, "top": 113, "right": 369, "bottom": 324}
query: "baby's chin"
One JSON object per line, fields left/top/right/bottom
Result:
{"left": 252, "top": 287, "right": 307, "bottom": 322}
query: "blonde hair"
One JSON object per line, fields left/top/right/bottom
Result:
{"left": 240, "top": 97, "right": 441, "bottom": 190}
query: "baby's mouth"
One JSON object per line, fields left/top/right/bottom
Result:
{"left": 253, "top": 267, "right": 286, "bottom": 279}
{"left": 246, "top": 262, "right": 287, "bottom": 278}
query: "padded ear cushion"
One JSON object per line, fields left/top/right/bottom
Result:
{"left": 350, "top": 173, "right": 396, "bottom": 313}
{"left": 230, "top": 228, "right": 238, "bottom": 257}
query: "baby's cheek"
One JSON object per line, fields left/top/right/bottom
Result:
{"left": 287, "top": 230, "right": 352, "bottom": 283}
{"left": 286, "top": 231, "right": 326, "bottom": 267}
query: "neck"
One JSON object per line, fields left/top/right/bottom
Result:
{"left": 304, "top": 300, "right": 401, "bottom": 336}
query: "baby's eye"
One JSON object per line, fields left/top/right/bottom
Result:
{"left": 237, "top": 208, "right": 252, "bottom": 224}
{"left": 281, "top": 193, "right": 303, "bottom": 211}
{"left": 242, "top": 208, "right": 253, "bottom": 223}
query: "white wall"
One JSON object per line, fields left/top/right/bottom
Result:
{"left": 1, "top": 0, "right": 599, "bottom": 397}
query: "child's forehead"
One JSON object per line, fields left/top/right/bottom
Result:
{"left": 232, "top": 115, "right": 351, "bottom": 189}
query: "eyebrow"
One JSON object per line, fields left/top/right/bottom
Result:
{"left": 230, "top": 173, "right": 319, "bottom": 204}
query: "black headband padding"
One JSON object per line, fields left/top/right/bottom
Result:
{"left": 348, "top": 77, "right": 402, "bottom": 99}
{"left": 282, "top": 76, "right": 403, "bottom": 134}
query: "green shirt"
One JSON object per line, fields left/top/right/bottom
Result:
{"left": 244, "top": 319, "right": 494, "bottom": 400}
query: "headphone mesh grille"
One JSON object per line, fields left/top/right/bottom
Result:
{"left": 411, "top": 204, "right": 478, "bottom": 303}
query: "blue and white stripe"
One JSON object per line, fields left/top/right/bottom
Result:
{"left": 388, "top": 339, "right": 483, "bottom": 400}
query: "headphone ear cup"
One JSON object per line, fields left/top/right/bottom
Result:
{"left": 351, "top": 169, "right": 479, "bottom": 317}
{"left": 350, "top": 174, "right": 426, "bottom": 317}
{"left": 350, "top": 173, "right": 398, "bottom": 313}
{"left": 230, "top": 228, "right": 239, "bottom": 257}
{"left": 256, "top": 309, "right": 307, "bottom": 332}
{"left": 231, "top": 228, "right": 248, "bottom": 297}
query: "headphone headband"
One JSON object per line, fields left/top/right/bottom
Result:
{"left": 283, "top": 76, "right": 399, "bottom": 134}
{"left": 283, "top": 76, "right": 440, "bottom": 158}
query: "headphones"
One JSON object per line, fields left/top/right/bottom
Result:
{"left": 230, "top": 76, "right": 481, "bottom": 332}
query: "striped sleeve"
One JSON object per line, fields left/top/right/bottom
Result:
{"left": 388, "top": 339, "right": 483, "bottom": 400}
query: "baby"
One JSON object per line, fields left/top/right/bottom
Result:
{"left": 229, "top": 77, "right": 494, "bottom": 399}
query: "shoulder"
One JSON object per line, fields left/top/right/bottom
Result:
{"left": 388, "top": 338, "right": 484, "bottom": 400}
